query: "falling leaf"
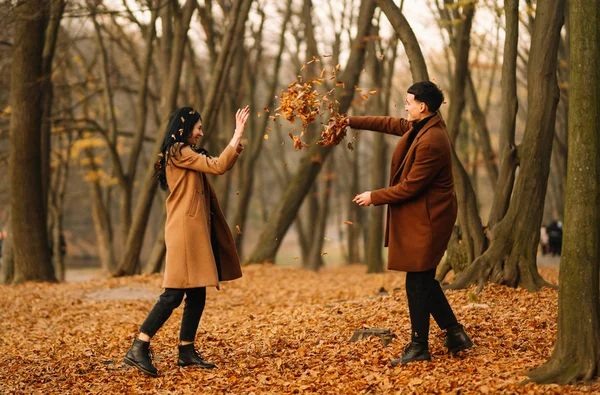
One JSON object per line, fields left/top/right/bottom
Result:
{"left": 293, "top": 256, "right": 299, "bottom": 260}
{"left": 264, "top": 134, "right": 269, "bottom": 140}
{"left": 379, "top": 54, "right": 384, "bottom": 60}
{"left": 258, "top": 112, "right": 262, "bottom": 117}
{"left": 362, "top": 94, "right": 369, "bottom": 100}
{"left": 321, "top": 252, "right": 328, "bottom": 256}
{"left": 369, "top": 90, "right": 377, "bottom": 95}
{"left": 343, "top": 221, "right": 354, "bottom": 225}
{"left": 236, "top": 225, "right": 242, "bottom": 235}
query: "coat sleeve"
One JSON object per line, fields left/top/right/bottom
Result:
{"left": 172, "top": 144, "right": 243, "bottom": 175}
{"left": 371, "top": 143, "right": 444, "bottom": 205}
{"left": 348, "top": 116, "right": 412, "bottom": 137}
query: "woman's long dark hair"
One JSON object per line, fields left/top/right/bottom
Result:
{"left": 154, "top": 107, "right": 204, "bottom": 191}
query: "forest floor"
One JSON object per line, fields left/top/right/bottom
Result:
{"left": 1, "top": 262, "right": 598, "bottom": 394}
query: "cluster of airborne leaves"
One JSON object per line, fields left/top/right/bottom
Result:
{"left": 1, "top": 264, "right": 597, "bottom": 394}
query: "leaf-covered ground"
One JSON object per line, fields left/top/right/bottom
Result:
{"left": 1, "top": 264, "right": 598, "bottom": 394}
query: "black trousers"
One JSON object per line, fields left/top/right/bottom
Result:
{"left": 405, "top": 269, "right": 458, "bottom": 344}
{"left": 139, "top": 287, "right": 206, "bottom": 342}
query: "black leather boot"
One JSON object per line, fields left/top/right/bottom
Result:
{"left": 391, "top": 342, "right": 431, "bottom": 366}
{"left": 178, "top": 344, "right": 216, "bottom": 369}
{"left": 444, "top": 324, "right": 473, "bottom": 354}
{"left": 123, "top": 338, "right": 158, "bottom": 377}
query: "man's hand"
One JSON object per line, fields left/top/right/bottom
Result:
{"left": 353, "top": 191, "right": 372, "bottom": 207}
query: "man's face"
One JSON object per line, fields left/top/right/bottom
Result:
{"left": 405, "top": 93, "right": 426, "bottom": 122}
{"left": 188, "top": 119, "right": 203, "bottom": 146}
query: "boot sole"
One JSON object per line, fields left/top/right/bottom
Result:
{"left": 448, "top": 341, "right": 473, "bottom": 355}
{"left": 123, "top": 357, "right": 158, "bottom": 377}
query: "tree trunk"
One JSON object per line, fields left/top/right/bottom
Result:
{"left": 41, "top": 0, "right": 66, "bottom": 216}
{"left": 0, "top": 219, "right": 14, "bottom": 284}
{"left": 9, "top": 0, "right": 55, "bottom": 283}
{"left": 526, "top": 0, "right": 600, "bottom": 382}
{"left": 305, "top": 157, "right": 334, "bottom": 271}
{"left": 487, "top": 0, "right": 519, "bottom": 229}
{"left": 233, "top": 0, "right": 291, "bottom": 257}
{"left": 449, "top": 0, "right": 565, "bottom": 292}
{"left": 246, "top": 0, "right": 377, "bottom": 264}
{"left": 48, "top": 132, "right": 72, "bottom": 282}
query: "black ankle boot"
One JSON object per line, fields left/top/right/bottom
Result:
{"left": 444, "top": 324, "right": 473, "bottom": 354}
{"left": 178, "top": 344, "right": 216, "bottom": 369}
{"left": 391, "top": 342, "right": 431, "bottom": 366}
{"left": 123, "top": 338, "right": 158, "bottom": 377}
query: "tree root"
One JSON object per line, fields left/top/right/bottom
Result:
{"left": 525, "top": 359, "right": 599, "bottom": 385}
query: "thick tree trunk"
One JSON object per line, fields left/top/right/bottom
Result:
{"left": 449, "top": 0, "right": 565, "bottom": 291}
{"left": 9, "top": 0, "right": 55, "bottom": 283}
{"left": 246, "top": 0, "right": 377, "bottom": 264}
{"left": 526, "top": 0, "right": 600, "bottom": 382}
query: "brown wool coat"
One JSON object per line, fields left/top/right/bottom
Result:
{"left": 348, "top": 114, "right": 457, "bottom": 272}
{"left": 162, "top": 143, "right": 243, "bottom": 289}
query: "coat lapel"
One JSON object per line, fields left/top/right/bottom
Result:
{"left": 390, "top": 114, "right": 442, "bottom": 184}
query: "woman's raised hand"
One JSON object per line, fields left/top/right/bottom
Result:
{"left": 230, "top": 105, "right": 250, "bottom": 149}
{"left": 235, "top": 106, "right": 250, "bottom": 136}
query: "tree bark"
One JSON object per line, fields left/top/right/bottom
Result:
{"left": 246, "top": 0, "right": 377, "bottom": 264}
{"left": 526, "top": 0, "right": 600, "bottom": 383}
{"left": 449, "top": 0, "right": 565, "bottom": 292}
{"left": 9, "top": 0, "right": 56, "bottom": 283}
{"left": 487, "top": 0, "right": 519, "bottom": 229}
{"left": 41, "top": 0, "right": 66, "bottom": 216}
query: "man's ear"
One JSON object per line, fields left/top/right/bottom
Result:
{"left": 419, "top": 101, "right": 428, "bottom": 113}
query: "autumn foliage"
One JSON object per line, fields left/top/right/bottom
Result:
{"left": 0, "top": 264, "right": 597, "bottom": 393}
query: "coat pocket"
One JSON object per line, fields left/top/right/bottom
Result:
{"left": 188, "top": 191, "right": 201, "bottom": 217}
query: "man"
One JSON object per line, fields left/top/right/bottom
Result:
{"left": 335, "top": 81, "right": 472, "bottom": 365}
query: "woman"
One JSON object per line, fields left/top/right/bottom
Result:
{"left": 123, "top": 105, "right": 250, "bottom": 377}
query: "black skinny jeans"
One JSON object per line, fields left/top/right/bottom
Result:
{"left": 139, "top": 287, "right": 206, "bottom": 342}
{"left": 405, "top": 269, "right": 459, "bottom": 345}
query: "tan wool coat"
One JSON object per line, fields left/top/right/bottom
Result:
{"left": 348, "top": 114, "right": 457, "bottom": 272}
{"left": 162, "top": 143, "right": 243, "bottom": 289}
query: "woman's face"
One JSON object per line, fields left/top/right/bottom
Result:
{"left": 188, "top": 119, "right": 203, "bottom": 146}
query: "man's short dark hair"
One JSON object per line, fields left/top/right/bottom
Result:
{"left": 407, "top": 81, "right": 444, "bottom": 113}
